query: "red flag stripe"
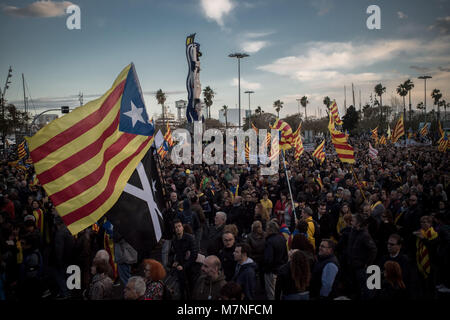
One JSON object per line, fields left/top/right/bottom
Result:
{"left": 30, "top": 80, "right": 126, "bottom": 163}
{"left": 37, "top": 113, "right": 121, "bottom": 185}
{"left": 62, "top": 137, "right": 151, "bottom": 226}
{"left": 337, "top": 154, "right": 355, "bottom": 159}
{"left": 333, "top": 144, "right": 354, "bottom": 151}
{"left": 50, "top": 133, "right": 137, "bottom": 206}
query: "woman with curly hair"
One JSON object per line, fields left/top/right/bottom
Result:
{"left": 142, "top": 259, "right": 167, "bottom": 300}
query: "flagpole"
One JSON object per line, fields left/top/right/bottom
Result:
{"left": 350, "top": 165, "right": 366, "bottom": 202}
{"left": 281, "top": 149, "right": 298, "bottom": 225}
{"left": 152, "top": 146, "right": 169, "bottom": 208}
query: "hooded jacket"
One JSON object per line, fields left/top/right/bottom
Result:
{"left": 232, "top": 257, "right": 257, "bottom": 300}
{"left": 192, "top": 272, "right": 227, "bottom": 300}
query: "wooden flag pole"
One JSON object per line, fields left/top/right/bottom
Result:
{"left": 350, "top": 164, "right": 366, "bottom": 202}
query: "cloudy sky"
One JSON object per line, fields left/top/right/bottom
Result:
{"left": 1, "top": 0, "right": 449, "bottom": 119}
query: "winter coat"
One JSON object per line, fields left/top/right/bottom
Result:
{"left": 88, "top": 273, "right": 113, "bottom": 300}
{"left": 263, "top": 233, "right": 288, "bottom": 274}
{"left": 232, "top": 258, "right": 257, "bottom": 300}
{"left": 346, "top": 228, "right": 377, "bottom": 269}
{"left": 205, "top": 224, "right": 224, "bottom": 256}
{"left": 218, "top": 245, "right": 237, "bottom": 281}
{"left": 246, "top": 232, "right": 265, "bottom": 268}
{"left": 171, "top": 233, "right": 198, "bottom": 270}
{"left": 192, "top": 273, "right": 227, "bottom": 300}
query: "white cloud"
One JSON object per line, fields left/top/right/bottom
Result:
{"left": 397, "top": 11, "right": 408, "bottom": 19}
{"left": 200, "top": 0, "right": 235, "bottom": 27}
{"left": 231, "top": 78, "right": 261, "bottom": 90}
{"left": 258, "top": 39, "right": 423, "bottom": 79}
{"left": 241, "top": 40, "right": 269, "bottom": 53}
{"left": 3, "top": 1, "right": 74, "bottom": 18}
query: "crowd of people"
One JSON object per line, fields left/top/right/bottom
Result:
{"left": 0, "top": 133, "right": 449, "bottom": 301}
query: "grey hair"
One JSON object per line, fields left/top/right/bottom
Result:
{"left": 127, "top": 276, "right": 146, "bottom": 297}
{"left": 216, "top": 211, "right": 227, "bottom": 223}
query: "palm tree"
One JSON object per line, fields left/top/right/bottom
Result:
{"left": 203, "top": 86, "right": 215, "bottom": 119}
{"left": 403, "top": 79, "right": 414, "bottom": 123}
{"left": 438, "top": 99, "right": 446, "bottom": 123}
{"left": 273, "top": 100, "right": 284, "bottom": 118}
{"left": 156, "top": 89, "right": 166, "bottom": 129}
{"left": 221, "top": 105, "right": 228, "bottom": 129}
{"left": 323, "top": 96, "right": 331, "bottom": 109}
{"left": 396, "top": 83, "right": 408, "bottom": 129}
{"left": 431, "top": 89, "right": 442, "bottom": 121}
{"left": 300, "top": 96, "right": 309, "bottom": 121}
{"left": 374, "top": 83, "right": 386, "bottom": 125}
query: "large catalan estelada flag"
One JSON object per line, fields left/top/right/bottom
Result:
{"left": 391, "top": 115, "right": 405, "bottom": 143}
{"left": 329, "top": 100, "right": 343, "bottom": 126}
{"left": 312, "top": 139, "right": 326, "bottom": 164}
{"left": 272, "top": 119, "right": 294, "bottom": 151}
{"left": 328, "top": 111, "right": 355, "bottom": 164}
{"left": 26, "top": 63, "right": 155, "bottom": 235}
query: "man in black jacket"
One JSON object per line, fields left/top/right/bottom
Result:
{"left": 171, "top": 219, "right": 199, "bottom": 300}
{"left": 346, "top": 214, "right": 377, "bottom": 300}
{"left": 263, "top": 220, "right": 288, "bottom": 300}
{"left": 232, "top": 243, "right": 257, "bottom": 300}
{"left": 205, "top": 212, "right": 226, "bottom": 255}
{"left": 218, "top": 231, "right": 237, "bottom": 281}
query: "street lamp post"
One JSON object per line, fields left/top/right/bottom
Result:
{"left": 244, "top": 90, "right": 254, "bottom": 125}
{"left": 229, "top": 53, "right": 249, "bottom": 129}
{"left": 418, "top": 75, "right": 432, "bottom": 123}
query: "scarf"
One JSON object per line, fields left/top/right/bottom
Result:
{"left": 416, "top": 227, "right": 438, "bottom": 278}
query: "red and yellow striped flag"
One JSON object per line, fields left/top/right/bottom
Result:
{"left": 329, "top": 100, "right": 343, "bottom": 126}
{"left": 293, "top": 124, "right": 304, "bottom": 160}
{"left": 272, "top": 119, "right": 294, "bottom": 151}
{"left": 26, "top": 64, "right": 155, "bottom": 235}
{"left": 17, "top": 141, "right": 27, "bottom": 159}
{"left": 371, "top": 127, "right": 378, "bottom": 144}
{"left": 379, "top": 135, "right": 387, "bottom": 145}
{"left": 328, "top": 111, "right": 355, "bottom": 164}
{"left": 438, "top": 132, "right": 448, "bottom": 152}
{"left": 419, "top": 123, "right": 429, "bottom": 136}
{"left": 391, "top": 115, "right": 405, "bottom": 143}
{"left": 164, "top": 123, "right": 174, "bottom": 147}
{"left": 312, "top": 139, "right": 326, "bottom": 164}
{"left": 245, "top": 141, "right": 250, "bottom": 161}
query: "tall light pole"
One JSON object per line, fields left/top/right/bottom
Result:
{"left": 244, "top": 90, "right": 254, "bottom": 124}
{"left": 229, "top": 53, "right": 249, "bottom": 129}
{"left": 418, "top": 75, "right": 432, "bottom": 123}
